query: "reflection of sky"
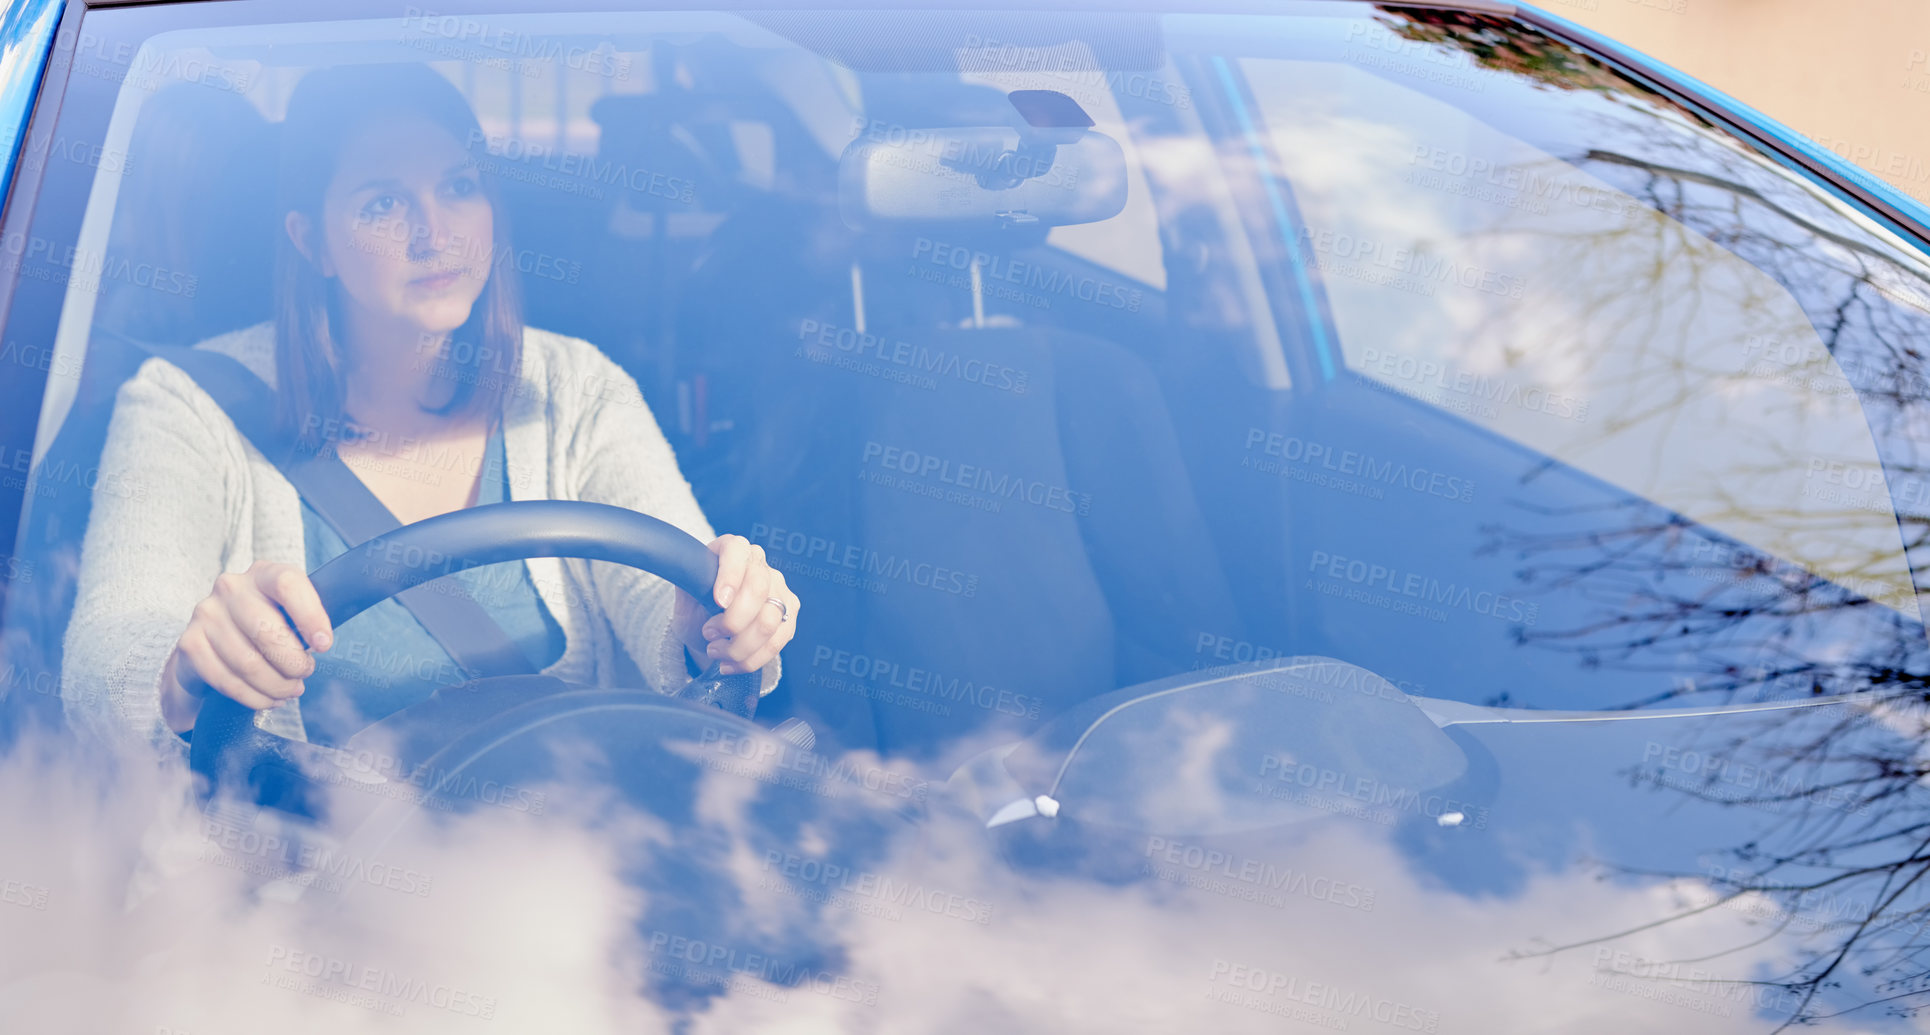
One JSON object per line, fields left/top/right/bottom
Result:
{"left": 1242, "top": 45, "right": 1919, "bottom": 622}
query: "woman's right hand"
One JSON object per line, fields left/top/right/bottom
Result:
{"left": 159, "top": 561, "right": 334, "bottom": 733}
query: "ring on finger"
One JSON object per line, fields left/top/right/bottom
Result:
{"left": 764, "top": 596, "right": 792, "bottom": 623}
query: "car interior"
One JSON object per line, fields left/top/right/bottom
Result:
{"left": 8, "top": 11, "right": 1927, "bottom": 766}
{"left": 11, "top": 25, "right": 1264, "bottom": 762}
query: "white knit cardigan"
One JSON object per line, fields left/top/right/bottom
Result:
{"left": 60, "top": 320, "right": 777, "bottom": 751}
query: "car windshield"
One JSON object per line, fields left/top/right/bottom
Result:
{"left": 6, "top": 2, "right": 1930, "bottom": 1030}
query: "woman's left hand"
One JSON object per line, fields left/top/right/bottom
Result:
{"left": 675, "top": 534, "right": 798, "bottom": 676}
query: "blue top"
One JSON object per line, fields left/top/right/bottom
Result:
{"left": 297, "top": 426, "right": 567, "bottom": 745}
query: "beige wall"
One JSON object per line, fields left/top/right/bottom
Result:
{"left": 1549, "top": 0, "right": 1930, "bottom": 204}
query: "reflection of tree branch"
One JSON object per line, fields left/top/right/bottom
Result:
{"left": 1583, "top": 149, "right": 1925, "bottom": 276}
{"left": 1495, "top": 499, "right": 1930, "bottom": 1024}
{"left": 1397, "top": 45, "right": 1930, "bottom": 1029}
{"left": 1501, "top": 883, "right": 1791, "bottom": 959}
{"left": 1771, "top": 832, "right": 1930, "bottom": 1032}
{"left": 1327, "top": 13, "right": 1930, "bottom": 1022}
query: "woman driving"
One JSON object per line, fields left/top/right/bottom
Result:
{"left": 61, "top": 63, "right": 797, "bottom": 748}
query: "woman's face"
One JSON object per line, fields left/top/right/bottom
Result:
{"left": 294, "top": 113, "right": 493, "bottom": 340}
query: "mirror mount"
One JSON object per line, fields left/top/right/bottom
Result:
{"left": 960, "top": 90, "right": 1091, "bottom": 194}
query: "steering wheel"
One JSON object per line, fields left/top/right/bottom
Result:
{"left": 187, "top": 500, "right": 765, "bottom": 805}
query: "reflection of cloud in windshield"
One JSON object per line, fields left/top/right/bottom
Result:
{"left": 0, "top": 735, "right": 682, "bottom": 1032}
{"left": 679, "top": 768, "right": 1815, "bottom": 1032}
{"left": 0, "top": 708, "right": 1862, "bottom": 1032}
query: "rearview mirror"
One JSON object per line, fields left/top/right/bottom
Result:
{"left": 839, "top": 123, "right": 1128, "bottom": 229}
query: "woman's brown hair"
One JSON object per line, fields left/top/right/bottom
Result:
{"left": 274, "top": 62, "right": 524, "bottom": 454}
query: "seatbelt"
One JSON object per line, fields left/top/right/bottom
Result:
{"left": 134, "top": 339, "right": 536, "bottom": 678}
